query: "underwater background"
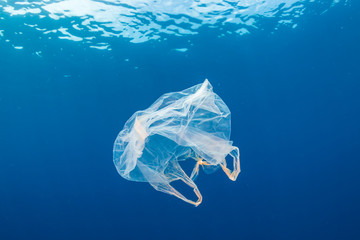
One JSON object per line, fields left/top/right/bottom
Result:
{"left": 1, "top": 0, "right": 359, "bottom": 239}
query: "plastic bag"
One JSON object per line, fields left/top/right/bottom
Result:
{"left": 113, "top": 80, "right": 240, "bottom": 206}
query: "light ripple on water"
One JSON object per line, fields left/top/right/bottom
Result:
{"left": 0, "top": 0, "right": 347, "bottom": 50}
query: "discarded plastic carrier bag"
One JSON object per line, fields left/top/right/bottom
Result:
{"left": 113, "top": 79, "right": 240, "bottom": 206}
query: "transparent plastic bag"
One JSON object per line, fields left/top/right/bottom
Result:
{"left": 113, "top": 80, "right": 240, "bottom": 206}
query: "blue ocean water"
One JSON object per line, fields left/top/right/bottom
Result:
{"left": 1, "top": 0, "right": 359, "bottom": 239}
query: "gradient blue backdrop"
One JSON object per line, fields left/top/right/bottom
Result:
{"left": 1, "top": 2, "right": 359, "bottom": 240}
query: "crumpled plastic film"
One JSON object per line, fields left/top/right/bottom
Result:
{"left": 113, "top": 79, "right": 240, "bottom": 206}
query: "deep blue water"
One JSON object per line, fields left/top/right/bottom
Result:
{"left": 1, "top": 1, "right": 360, "bottom": 239}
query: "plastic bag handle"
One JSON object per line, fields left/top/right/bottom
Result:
{"left": 220, "top": 147, "right": 240, "bottom": 181}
